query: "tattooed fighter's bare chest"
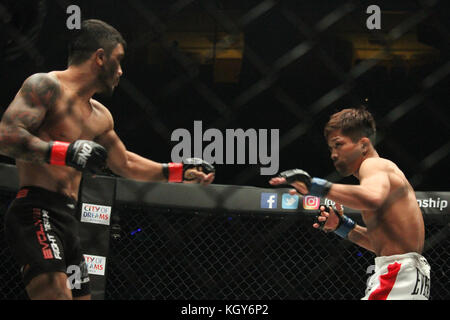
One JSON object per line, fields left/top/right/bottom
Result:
{"left": 39, "top": 97, "right": 107, "bottom": 142}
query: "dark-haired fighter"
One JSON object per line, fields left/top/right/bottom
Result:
{"left": 0, "top": 19, "right": 214, "bottom": 300}
{"left": 270, "top": 108, "right": 430, "bottom": 300}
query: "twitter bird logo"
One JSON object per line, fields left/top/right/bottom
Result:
{"left": 282, "top": 194, "right": 299, "bottom": 209}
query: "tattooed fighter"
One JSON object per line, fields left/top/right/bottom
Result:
{"left": 0, "top": 19, "right": 214, "bottom": 300}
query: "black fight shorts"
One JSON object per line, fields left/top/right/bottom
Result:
{"left": 4, "top": 186, "right": 90, "bottom": 297}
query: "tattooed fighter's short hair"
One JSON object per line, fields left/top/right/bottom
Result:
{"left": 68, "top": 19, "right": 126, "bottom": 66}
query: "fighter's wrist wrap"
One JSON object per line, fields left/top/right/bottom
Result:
{"left": 309, "top": 177, "right": 332, "bottom": 197}
{"left": 47, "top": 141, "right": 70, "bottom": 165}
{"left": 334, "top": 214, "right": 356, "bottom": 238}
{"left": 162, "top": 163, "right": 183, "bottom": 182}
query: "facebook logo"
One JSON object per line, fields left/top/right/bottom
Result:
{"left": 261, "top": 193, "right": 278, "bottom": 209}
{"left": 282, "top": 193, "right": 299, "bottom": 209}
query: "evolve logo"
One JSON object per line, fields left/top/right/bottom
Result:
{"left": 282, "top": 194, "right": 299, "bottom": 209}
{"left": 303, "top": 196, "right": 320, "bottom": 210}
{"left": 261, "top": 193, "right": 278, "bottom": 209}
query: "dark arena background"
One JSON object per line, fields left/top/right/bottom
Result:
{"left": 0, "top": 0, "right": 449, "bottom": 306}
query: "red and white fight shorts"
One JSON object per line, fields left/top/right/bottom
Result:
{"left": 362, "top": 252, "right": 430, "bottom": 300}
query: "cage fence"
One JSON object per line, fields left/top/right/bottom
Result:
{"left": 0, "top": 0, "right": 449, "bottom": 300}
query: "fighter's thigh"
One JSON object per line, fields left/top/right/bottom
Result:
{"left": 25, "top": 270, "right": 72, "bottom": 300}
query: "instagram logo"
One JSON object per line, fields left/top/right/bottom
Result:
{"left": 303, "top": 196, "right": 320, "bottom": 210}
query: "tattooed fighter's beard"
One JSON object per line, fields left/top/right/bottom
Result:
{"left": 97, "top": 61, "right": 116, "bottom": 97}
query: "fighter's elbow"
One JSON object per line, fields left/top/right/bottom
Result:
{"left": 0, "top": 126, "right": 27, "bottom": 158}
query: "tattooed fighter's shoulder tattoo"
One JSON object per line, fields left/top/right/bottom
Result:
{"left": 20, "top": 73, "right": 61, "bottom": 111}
{"left": 0, "top": 73, "right": 61, "bottom": 162}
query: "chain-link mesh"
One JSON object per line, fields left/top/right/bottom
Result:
{"left": 103, "top": 203, "right": 450, "bottom": 300}
{"left": 0, "top": 191, "right": 28, "bottom": 300}
{"left": 0, "top": 189, "right": 449, "bottom": 300}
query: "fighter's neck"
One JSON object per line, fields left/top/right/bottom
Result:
{"left": 58, "top": 66, "right": 99, "bottom": 101}
{"left": 353, "top": 149, "right": 379, "bottom": 180}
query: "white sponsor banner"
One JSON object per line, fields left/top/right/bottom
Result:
{"left": 416, "top": 197, "right": 448, "bottom": 211}
{"left": 83, "top": 254, "right": 106, "bottom": 276}
{"left": 80, "top": 203, "right": 111, "bottom": 225}
{"left": 324, "top": 194, "right": 449, "bottom": 213}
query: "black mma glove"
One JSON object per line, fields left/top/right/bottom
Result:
{"left": 162, "top": 157, "right": 215, "bottom": 182}
{"left": 47, "top": 140, "right": 108, "bottom": 174}
{"left": 278, "top": 169, "right": 332, "bottom": 197}
{"left": 316, "top": 205, "right": 356, "bottom": 238}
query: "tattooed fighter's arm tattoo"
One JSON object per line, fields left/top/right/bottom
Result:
{"left": 0, "top": 73, "right": 60, "bottom": 162}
